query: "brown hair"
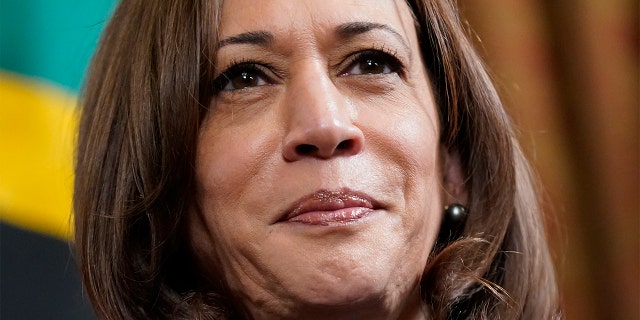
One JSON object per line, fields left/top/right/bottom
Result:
{"left": 406, "top": 1, "right": 561, "bottom": 318}
{"left": 74, "top": 0, "right": 560, "bottom": 319}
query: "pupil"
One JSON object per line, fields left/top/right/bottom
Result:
{"left": 233, "top": 72, "right": 256, "bottom": 88}
{"left": 362, "top": 59, "right": 382, "bottom": 74}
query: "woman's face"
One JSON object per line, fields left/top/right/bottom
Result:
{"left": 190, "top": 0, "right": 452, "bottom": 318}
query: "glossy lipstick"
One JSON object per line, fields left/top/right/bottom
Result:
{"left": 281, "top": 190, "right": 376, "bottom": 226}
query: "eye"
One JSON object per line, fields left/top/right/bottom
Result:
{"left": 341, "top": 50, "right": 402, "bottom": 76}
{"left": 214, "top": 63, "right": 274, "bottom": 92}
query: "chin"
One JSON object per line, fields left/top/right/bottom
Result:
{"left": 253, "top": 273, "right": 402, "bottom": 320}
{"left": 263, "top": 227, "right": 422, "bottom": 316}
{"left": 297, "top": 267, "right": 386, "bottom": 307}
{"left": 266, "top": 268, "right": 418, "bottom": 320}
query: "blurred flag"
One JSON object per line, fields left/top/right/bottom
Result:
{"left": 0, "top": 1, "right": 117, "bottom": 318}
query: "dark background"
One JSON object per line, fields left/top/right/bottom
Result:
{"left": 1, "top": 222, "right": 95, "bottom": 319}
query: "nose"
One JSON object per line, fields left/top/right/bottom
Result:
{"left": 282, "top": 65, "right": 364, "bottom": 161}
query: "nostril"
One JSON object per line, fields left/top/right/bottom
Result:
{"left": 295, "top": 144, "right": 317, "bottom": 155}
{"left": 284, "top": 129, "right": 364, "bottom": 160}
{"left": 336, "top": 140, "right": 352, "bottom": 150}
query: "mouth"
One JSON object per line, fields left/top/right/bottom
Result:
{"left": 278, "top": 189, "right": 380, "bottom": 226}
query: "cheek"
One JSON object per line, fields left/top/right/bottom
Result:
{"left": 396, "top": 118, "right": 442, "bottom": 269}
{"left": 362, "top": 91, "right": 441, "bottom": 190}
{"left": 195, "top": 111, "right": 281, "bottom": 204}
{"left": 191, "top": 116, "right": 279, "bottom": 270}
{"left": 397, "top": 119, "right": 441, "bottom": 245}
{"left": 360, "top": 90, "right": 443, "bottom": 245}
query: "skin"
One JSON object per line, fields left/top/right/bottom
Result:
{"left": 189, "top": 0, "right": 466, "bottom": 319}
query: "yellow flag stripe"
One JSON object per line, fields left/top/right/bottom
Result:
{"left": 0, "top": 71, "right": 77, "bottom": 240}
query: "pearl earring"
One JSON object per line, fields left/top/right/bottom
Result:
{"left": 437, "top": 204, "right": 468, "bottom": 245}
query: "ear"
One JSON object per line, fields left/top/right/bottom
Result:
{"left": 441, "top": 147, "right": 469, "bottom": 206}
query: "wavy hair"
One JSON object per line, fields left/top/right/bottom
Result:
{"left": 74, "top": 0, "right": 560, "bottom": 318}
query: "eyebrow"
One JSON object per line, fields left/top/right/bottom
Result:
{"left": 336, "top": 22, "right": 410, "bottom": 52}
{"left": 218, "top": 31, "right": 274, "bottom": 48}
{"left": 217, "top": 21, "right": 410, "bottom": 51}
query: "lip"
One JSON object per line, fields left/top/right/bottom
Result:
{"left": 279, "top": 189, "right": 379, "bottom": 226}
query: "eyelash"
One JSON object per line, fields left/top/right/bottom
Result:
{"left": 213, "top": 61, "right": 277, "bottom": 93}
{"left": 339, "top": 48, "right": 404, "bottom": 77}
{"left": 213, "top": 48, "right": 405, "bottom": 93}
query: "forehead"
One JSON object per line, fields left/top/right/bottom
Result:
{"left": 219, "top": 0, "right": 417, "bottom": 45}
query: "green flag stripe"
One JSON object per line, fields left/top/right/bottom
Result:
{"left": 0, "top": 0, "right": 118, "bottom": 92}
